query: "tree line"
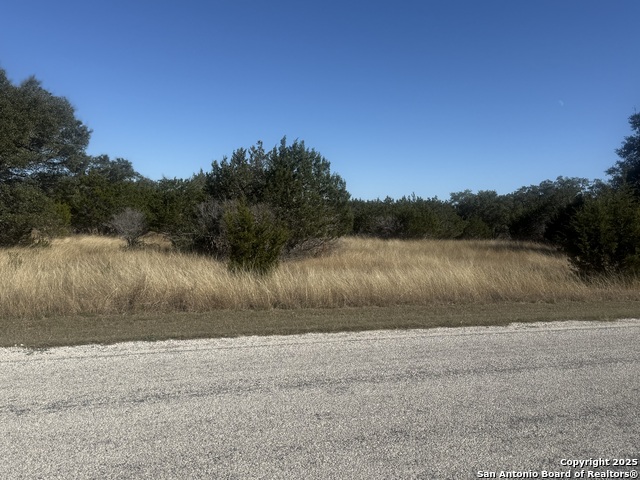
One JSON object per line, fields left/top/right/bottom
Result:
{"left": 1, "top": 68, "right": 639, "bottom": 276}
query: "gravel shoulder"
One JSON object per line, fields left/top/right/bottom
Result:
{"left": 1, "top": 319, "right": 639, "bottom": 479}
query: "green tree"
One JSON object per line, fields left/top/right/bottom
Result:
{"left": 508, "top": 177, "right": 591, "bottom": 242}
{"left": 607, "top": 113, "right": 640, "bottom": 196}
{"left": 350, "top": 197, "right": 399, "bottom": 238}
{"left": 450, "top": 190, "right": 511, "bottom": 238}
{"left": 0, "top": 69, "right": 161, "bottom": 242}
{"left": 559, "top": 113, "right": 640, "bottom": 277}
{"left": 563, "top": 186, "right": 640, "bottom": 277}
{"left": 392, "top": 196, "right": 437, "bottom": 238}
{"left": 207, "top": 142, "right": 267, "bottom": 204}
{"left": 81, "top": 154, "right": 141, "bottom": 183}
{"left": 461, "top": 216, "right": 493, "bottom": 239}
{"left": 0, "top": 182, "right": 69, "bottom": 246}
{"left": 263, "top": 138, "right": 352, "bottom": 253}
{"left": 0, "top": 69, "right": 91, "bottom": 188}
{"left": 54, "top": 155, "right": 155, "bottom": 233}
{"left": 151, "top": 173, "right": 206, "bottom": 238}
{"left": 205, "top": 138, "right": 352, "bottom": 256}
{"left": 350, "top": 196, "right": 465, "bottom": 239}
{"left": 427, "top": 198, "right": 466, "bottom": 238}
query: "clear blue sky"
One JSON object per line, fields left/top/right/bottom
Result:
{"left": 2, "top": 0, "right": 638, "bottom": 200}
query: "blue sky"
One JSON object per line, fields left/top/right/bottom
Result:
{"left": 2, "top": 1, "right": 638, "bottom": 200}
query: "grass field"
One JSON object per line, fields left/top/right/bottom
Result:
{"left": 1, "top": 235, "right": 638, "bottom": 347}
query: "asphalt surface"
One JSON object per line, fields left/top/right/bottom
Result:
{"left": 1, "top": 320, "right": 639, "bottom": 479}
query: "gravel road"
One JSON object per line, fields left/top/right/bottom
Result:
{"left": 1, "top": 320, "right": 639, "bottom": 479}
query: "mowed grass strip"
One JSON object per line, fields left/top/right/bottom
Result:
{"left": 2, "top": 302, "right": 639, "bottom": 348}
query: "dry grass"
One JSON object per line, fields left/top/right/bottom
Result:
{"left": 0, "top": 235, "right": 638, "bottom": 319}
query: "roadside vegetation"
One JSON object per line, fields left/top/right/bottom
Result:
{"left": 1, "top": 235, "right": 637, "bottom": 319}
{"left": 1, "top": 67, "right": 639, "bottom": 346}
{"left": 1, "top": 234, "right": 638, "bottom": 348}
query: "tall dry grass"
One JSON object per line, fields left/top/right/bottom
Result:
{"left": 0, "top": 235, "right": 637, "bottom": 318}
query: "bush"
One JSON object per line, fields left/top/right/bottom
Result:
{"left": 0, "top": 183, "right": 69, "bottom": 246}
{"left": 109, "top": 208, "right": 148, "bottom": 247}
{"left": 350, "top": 196, "right": 465, "bottom": 239}
{"left": 562, "top": 187, "right": 640, "bottom": 277}
{"left": 206, "top": 138, "right": 352, "bottom": 256}
{"left": 461, "top": 216, "right": 493, "bottom": 239}
{"left": 224, "top": 201, "right": 288, "bottom": 275}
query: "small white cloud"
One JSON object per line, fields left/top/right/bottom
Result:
{"left": 558, "top": 100, "right": 565, "bottom": 107}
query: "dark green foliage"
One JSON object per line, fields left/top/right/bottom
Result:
{"left": 0, "top": 183, "right": 69, "bottom": 245}
{"left": 56, "top": 171, "right": 152, "bottom": 233}
{"left": 562, "top": 187, "right": 640, "bottom": 277}
{"left": 607, "top": 113, "right": 640, "bottom": 196}
{"left": 56, "top": 171, "right": 119, "bottom": 232}
{"left": 394, "top": 196, "right": 440, "bottom": 238}
{"left": 558, "top": 114, "right": 640, "bottom": 277}
{"left": 426, "top": 199, "right": 467, "bottom": 238}
{"left": 449, "top": 190, "right": 511, "bottom": 238}
{"left": 263, "top": 139, "right": 352, "bottom": 253}
{"left": 2, "top": 66, "right": 639, "bottom": 284}
{"left": 508, "top": 177, "right": 592, "bottom": 242}
{"left": 148, "top": 174, "right": 206, "bottom": 241}
{"left": 0, "top": 69, "right": 161, "bottom": 239}
{"left": 351, "top": 195, "right": 465, "bottom": 239}
{"left": 51, "top": 155, "right": 154, "bottom": 233}
{"left": 205, "top": 138, "right": 352, "bottom": 257}
{"left": 543, "top": 195, "right": 585, "bottom": 246}
{"left": 351, "top": 197, "right": 395, "bottom": 238}
{"left": 446, "top": 179, "right": 594, "bottom": 242}
{"left": 0, "top": 69, "right": 91, "bottom": 188}
{"left": 550, "top": 114, "right": 640, "bottom": 277}
{"left": 224, "top": 201, "right": 288, "bottom": 275}
{"left": 461, "top": 216, "right": 493, "bottom": 239}
{"left": 80, "top": 155, "right": 141, "bottom": 183}
{"left": 207, "top": 143, "right": 267, "bottom": 204}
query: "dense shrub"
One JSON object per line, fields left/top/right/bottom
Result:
{"left": 507, "top": 177, "right": 592, "bottom": 242}
{"left": 450, "top": 189, "right": 512, "bottom": 238}
{"left": 167, "top": 198, "right": 225, "bottom": 256}
{"left": 351, "top": 196, "right": 465, "bottom": 239}
{"left": 560, "top": 115, "right": 640, "bottom": 278}
{"left": 224, "top": 201, "right": 288, "bottom": 274}
{"left": 562, "top": 187, "right": 640, "bottom": 277}
{"left": 206, "top": 138, "right": 352, "bottom": 256}
{"left": 180, "top": 198, "right": 288, "bottom": 275}
{"left": 461, "top": 216, "right": 493, "bottom": 239}
{"left": 0, "top": 183, "right": 69, "bottom": 246}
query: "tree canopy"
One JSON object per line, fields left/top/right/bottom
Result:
{"left": 204, "top": 138, "right": 352, "bottom": 255}
{"left": 607, "top": 112, "right": 640, "bottom": 196}
{"left": 0, "top": 68, "right": 91, "bottom": 187}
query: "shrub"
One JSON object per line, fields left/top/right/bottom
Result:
{"left": 350, "top": 196, "right": 465, "bottom": 239}
{"left": 461, "top": 216, "right": 493, "bottom": 239}
{"left": 175, "top": 199, "right": 231, "bottom": 257}
{"left": 562, "top": 187, "right": 640, "bottom": 277}
{"left": 0, "top": 183, "right": 69, "bottom": 246}
{"left": 206, "top": 138, "right": 352, "bottom": 256}
{"left": 109, "top": 208, "right": 148, "bottom": 247}
{"left": 224, "top": 201, "right": 288, "bottom": 275}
